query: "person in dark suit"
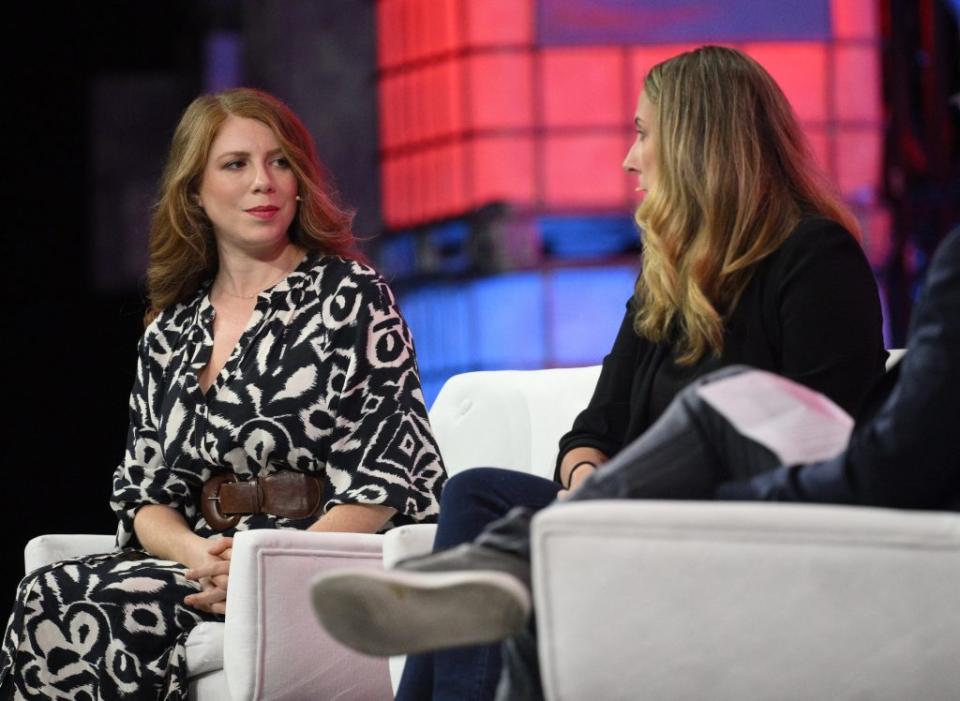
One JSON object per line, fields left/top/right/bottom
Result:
{"left": 310, "top": 227, "right": 959, "bottom": 700}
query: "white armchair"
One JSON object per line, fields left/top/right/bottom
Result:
{"left": 23, "top": 529, "right": 393, "bottom": 700}
{"left": 386, "top": 351, "right": 960, "bottom": 699}
{"left": 384, "top": 365, "right": 605, "bottom": 572}
{"left": 532, "top": 500, "right": 960, "bottom": 700}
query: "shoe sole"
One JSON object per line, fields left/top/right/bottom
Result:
{"left": 310, "top": 568, "right": 531, "bottom": 656}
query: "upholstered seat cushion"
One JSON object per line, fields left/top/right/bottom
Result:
{"left": 184, "top": 622, "right": 224, "bottom": 676}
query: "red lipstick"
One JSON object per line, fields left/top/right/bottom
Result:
{"left": 245, "top": 205, "right": 280, "bottom": 220}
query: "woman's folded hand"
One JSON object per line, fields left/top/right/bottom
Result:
{"left": 183, "top": 536, "right": 233, "bottom": 615}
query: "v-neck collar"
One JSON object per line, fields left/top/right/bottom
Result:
{"left": 186, "top": 252, "right": 320, "bottom": 402}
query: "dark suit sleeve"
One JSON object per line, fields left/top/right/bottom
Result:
{"left": 772, "top": 220, "right": 887, "bottom": 415}
{"left": 553, "top": 299, "right": 643, "bottom": 481}
{"left": 718, "top": 230, "right": 960, "bottom": 509}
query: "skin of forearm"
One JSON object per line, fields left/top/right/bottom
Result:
{"left": 307, "top": 503, "right": 396, "bottom": 534}
{"left": 137, "top": 503, "right": 394, "bottom": 570}
{"left": 559, "top": 446, "right": 609, "bottom": 487}
{"left": 134, "top": 504, "right": 211, "bottom": 569}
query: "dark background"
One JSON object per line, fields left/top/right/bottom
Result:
{"left": 4, "top": 0, "right": 958, "bottom": 624}
{"left": 8, "top": 4, "right": 207, "bottom": 596}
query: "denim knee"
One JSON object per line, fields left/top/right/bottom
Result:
{"left": 440, "top": 467, "right": 507, "bottom": 512}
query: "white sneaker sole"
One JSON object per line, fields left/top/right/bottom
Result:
{"left": 310, "top": 568, "right": 531, "bottom": 656}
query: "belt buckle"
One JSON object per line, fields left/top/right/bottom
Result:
{"left": 201, "top": 473, "right": 242, "bottom": 531}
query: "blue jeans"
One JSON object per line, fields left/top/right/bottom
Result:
{"left": 395, "top": 468, "right": 561, "bottom": 701}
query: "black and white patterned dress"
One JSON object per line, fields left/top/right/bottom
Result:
{"left": 0, "top": 254, "right": 446, "bottom": 700}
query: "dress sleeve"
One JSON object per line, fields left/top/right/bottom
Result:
{"left": 771, "top": 221, "right": 887, "bottom": 415}
{"left": 110, "top": 332, "right": 195, "bottom": 549}
{"left": 323, "top": 272, "right": 445, "bottom": 523}
{"left": 553, "top": 298, "right": 644, "bottom": 481}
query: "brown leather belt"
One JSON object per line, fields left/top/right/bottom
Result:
{"left": 200, "top": 471, "right": 324, "bottom": 531}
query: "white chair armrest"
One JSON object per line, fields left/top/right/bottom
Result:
{"left": 224, "top": 529, "right": 392, "bottom": 701}
{"left": 23, "top": 534, "right": 116, "bottom": 573}
{"left": 532, "top": 501, "right": 960, "bottom": 701}
{"left": 381, "top": 523, "right": 439, "bottom": 692}
{"left": 383, "top": 523, "right": 437, "bottom": 569}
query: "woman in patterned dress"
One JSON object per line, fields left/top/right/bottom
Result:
{"left": 0, "top": 88, "right": 446, "bottom": 700}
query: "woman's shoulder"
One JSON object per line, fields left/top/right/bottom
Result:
{"left": 777, "top": 216, "right": 862, "bottom": 258}
{"left": 763, "top": 216, "right": 867, "bottom": 277}
{"left": 300, "top": 254, "right": 397, "bottom": 308}
{"left": 751, "top": 216, "right": 878, "bottom": 320}
{"left": 141, "top": 287, "right": 208, "bottom": 349}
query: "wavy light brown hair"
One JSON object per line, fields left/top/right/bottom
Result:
{"left": 634, "top": 46, "right": 860, "bottom": 364}
{"left": 146, "top": 88, "right": 356, "bottom": 322}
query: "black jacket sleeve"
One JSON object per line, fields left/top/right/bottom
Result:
{"left": 553, "top": 298, "right": 646, "bottom": 482}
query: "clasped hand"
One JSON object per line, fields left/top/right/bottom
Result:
{"left": 183, "top": 536, "right": 233, "bottom": 615}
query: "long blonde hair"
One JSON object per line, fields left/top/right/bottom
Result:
{"left": 634, "top": 46, "right": 859, "bottom": 364}
{"left": 146, "top": 88, "right": 356, "bottom": 322}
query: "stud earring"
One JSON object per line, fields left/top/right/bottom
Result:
{"left": 295, "top": 195, "right": 302, "bottom": 202}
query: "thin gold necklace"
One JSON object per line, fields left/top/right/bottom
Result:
{"left": 214, "top": 254, "right": 303, "bottom": 300}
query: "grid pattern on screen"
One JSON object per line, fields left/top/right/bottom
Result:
{"left": 374, "top": 0, "right": 887, "bottom": 407}
{"left": 376, "top": 0, "right": 884, "bottom": 228}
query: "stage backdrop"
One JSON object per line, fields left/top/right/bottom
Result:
{"left": 373, "top": 0, "right": 888, "bottom": 405}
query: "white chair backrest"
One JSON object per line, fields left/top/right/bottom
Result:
{"left": 429, "top": 351, "right": 904, "bottom": 479}
{"left": 428, "top": 366, "right": 601, "bottom": 480}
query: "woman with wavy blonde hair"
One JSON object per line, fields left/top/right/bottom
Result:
{"left": 314, "top": 46, "right": 888, "bottom": 701}
{"left": 633, "top": 46, "right": 859, "bottom": 365}
{"left": 0, "top": 88, "right": 446, "bottom": 699}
